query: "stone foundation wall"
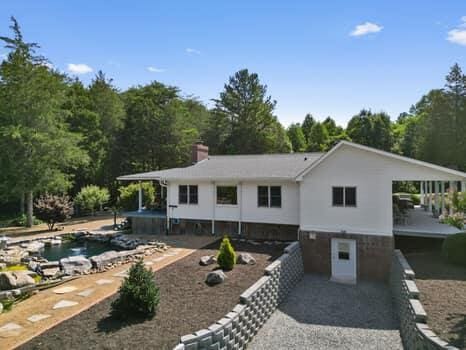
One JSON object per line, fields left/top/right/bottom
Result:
{"left": 131, "top": 216, "right": 166, "bottom": 235}
{"left": 174, "top": 241, "right": 304, "bottom": 350}
{"left": 390, "top": 250, "right": 458, "bottom": 350}
{"left": 298, "top": 230, "right": 393, "bottom": 281}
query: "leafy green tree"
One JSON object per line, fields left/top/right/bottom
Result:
{"left": 322, "top": 116, "right": 343, "bottom": 137}
{"left": 307, "top": 122, "right": 329, "bottom": 151}
{"left": 74, "top": 185, "right": 109, "bottom": 215}
{"left": 301, "top": 113, "right": 316, "bottom": 144}
{"left": 118, "top": 182, "right": 156, "bottom": 211}
{"left": 208, "top": 69, "right": 291, "bottom": 154}
{"left": 34, "top": 194, "right": 73, "bottom": 231}
{"left": 111, "top": 260, "right": 160, "bottom": 319}
{"left": 346, "top": 109, "right": 393, "bottom": 151}
{"left": 0, "top": 17, "right": 88, "bottom": 226}
{"left": 287, "top": 123, "right": 307, "bottom": 152}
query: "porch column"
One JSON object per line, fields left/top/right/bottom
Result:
{"left": 440, "top": 181, "right": 445, "bottom": 214}
{"left": 166, "top": 183, "right": 170, "bottom": 232}
{"left": 434, "top": 181, "right": 439, "bottom": 214}
{"left": 420, "top": 181, "right": 425, "bottom": 206}
{"left": 138, "top": 181, "right": 143, "bottom": 212}
{"left": 449, "top": 181, "right": 454, "bottom": 216}
{"left": 428, "top": 181, "right": 433, "bottom": 213}
{"left": 462, "top": 181, "right": 466, "bottom": 194}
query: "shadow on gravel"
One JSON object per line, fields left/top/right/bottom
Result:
{"left": 96, "top": 313, "right": 151, "bottom": 333}
{"left": 279, "top": 274, "right": 399, "bottom": 330}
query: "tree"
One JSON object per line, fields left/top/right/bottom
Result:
{"left": 217, "top": 236, "right": 236, "bottom": 270}
{"left": 307, "top": 122, "right": 329, "bottom": 151}
{"left": 301, "top": 113, "right": 316, "bottom": 144}
{"left": 118, "top": 182, "right": 156, "bottom": 211}
{"left": 287, "top": 123, "right": 307, "bottom": 152}
{"left": 74, "top": 185, "right": 109, "bottom": 215}
{"left": 111, "top": 260, "right": 160, "bottom": 319}
{"left": 346, "top": 109, "right": 393, "bottom": 151}
{"left": 0, "top": 17, "right": 88, "bottom": 227}
{"left": 208, "top": 69, "right": 291, "bottom": 154}
{"left": 34, "top": 194, "right": 73, "bottom": 231}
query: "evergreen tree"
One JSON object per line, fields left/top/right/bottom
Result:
{"left": 287, "top": 123, "right": 307, "bottom": 152}
{"left": 307, "top": 122, "right": 329, "bottom": 151}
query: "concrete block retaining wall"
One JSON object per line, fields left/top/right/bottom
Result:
{"left": 390, "top": 249, "right": 458, "bottom": 350}
{"left": 174, "top": 241, "right": 304, "bottom": 350}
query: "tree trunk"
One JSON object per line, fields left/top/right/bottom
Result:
{"left": 26, "top": 191, "right": 33, "bottom": 227}
{"left": 19, "top": 192, "right": 25, "bottom": 214}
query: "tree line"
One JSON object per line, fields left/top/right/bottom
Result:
{"left": 1, "top": 17, "right": 465, "bottom": 226}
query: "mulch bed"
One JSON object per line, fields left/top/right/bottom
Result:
{"left": 404, "top": 249, "right": 466, "bottom": 349}
{"left": 19, "top": 239, "right": 284, "bottom": 350}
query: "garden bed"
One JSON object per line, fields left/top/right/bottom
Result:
{"left": 19, "top": 239, "right": 283, "bottom": 350}
{"left": 404, "top": 249, "right": 466, "bottom": 349}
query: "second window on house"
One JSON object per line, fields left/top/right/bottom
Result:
{"left": 216, "top": 186, "right": 237, "bottom": 205}
{"left": 179, "top": 185, "right": 198, "bottom": 204}
{"left": 258, "top": 186, "right": 282, "bottom": 208}
{"left": 332, "top": 186, "right": 357, "bottom": 207}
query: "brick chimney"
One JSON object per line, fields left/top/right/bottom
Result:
{"left": 191, "top": 142, "right": 209, "bottom": 164}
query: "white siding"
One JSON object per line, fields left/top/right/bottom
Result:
{"left": 167, "top": 181, "right": 299, "bottom": 225}
{"left": 299, "top": 144, "right": 464, "bottom": 236}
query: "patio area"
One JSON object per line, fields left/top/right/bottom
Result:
{"left": 393, "top": 206, "right": 464, "bottom": 238}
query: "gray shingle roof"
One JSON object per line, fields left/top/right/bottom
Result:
{"left": 117, "top": 152, "right": 324, "bottom": 182}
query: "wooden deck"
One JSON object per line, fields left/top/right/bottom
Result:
{"left": 393, "top": 207, "right": 464, "bottom": 238}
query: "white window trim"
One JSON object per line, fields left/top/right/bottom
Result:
{"left": 258, "top": 185, "right": 282, "bottom": 208}
{"left": 216, "top": 185, "right": 238, "bottom": 207}
{"left": 179, "top": 184, "right": 198, "bottom": 205}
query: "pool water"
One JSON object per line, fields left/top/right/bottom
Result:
{"left": 40, "top": 240, "right": 117, "bottom": 261}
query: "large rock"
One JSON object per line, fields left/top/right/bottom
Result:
{"left": 237, "top": 253, "right": 256, "bottom": 265}
{"left": 40, "top": 261, "right": 60, "bottom": 269}
{"left": 21, "top": 241, "right": 45, "bottom": 254}
{"left": 60, "top": 256, "right": 92, "bottom": 275}
{"left": 200, "top": 255, "right": 216, "bottom": 266}
{"left": 90, "top": 251, "right": 120, "bottom": 269}
{"left": 206, "top": 269, "right": 226, "bottom": 286}
{"left": 42, "top": 267, "right": 60, "bottom": 279}
{"left": 0, "top": 272, "right": 17, "bottom": 290}
{"left": 12, "top": 272, "right": 35, "bottom": 288}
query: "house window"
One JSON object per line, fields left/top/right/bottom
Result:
{"left": 332, "top": 186, "right": 356, "bottom": 207}
{"left": 257, "top": 186, "right": 282, "bottom": 208}
{"left": 217, "top": 186, "right": 237, "bottom": 205}
{"left": 179, "top": 185, "right": 198, "bottom": 205}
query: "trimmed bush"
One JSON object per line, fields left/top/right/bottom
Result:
{"left": 442, "top": 232, "right": 466, "bottom": 267}
{"left": 75, "top": 185, "right": 109, "bottom": 215}
{"left": 217, "top": 236, "right": 236, "bottom": 271}
{"left": 111, "top": 260, "right": 160, "bottom": 319}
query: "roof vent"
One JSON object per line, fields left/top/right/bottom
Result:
{"left": 304, "top": 157, "right": 308, "bottom": 161}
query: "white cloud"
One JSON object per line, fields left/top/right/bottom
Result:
{"left": 186, "top": 48, "right": 201, "bottom": 55}
{"left": 350, "top": 22, "right": 383, "bottom": 37}
{"left": 147, "top": 66, "right": 165, "bottom": 73}
{"left": 67, "top": 63, "right": 93, "bottom": 74}
{"left": 447, "top": 17, "right": 466, "bottom": 46}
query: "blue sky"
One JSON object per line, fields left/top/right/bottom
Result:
{"left": 0, "top": 1, "right": 465, "bottom": 127}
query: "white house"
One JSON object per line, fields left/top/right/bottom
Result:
{"left": 118, "top": 141, "right": 466, "bottom": 282}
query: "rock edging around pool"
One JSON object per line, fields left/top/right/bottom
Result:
{"left": 174, "top": 241, "right": 304, "bottom": 350}
{"left": 390, "top": 249, "right": 459, "bottom": 350}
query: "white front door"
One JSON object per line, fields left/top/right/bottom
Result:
{"left": 331, "top": 238, "right": 357, "bottom": 284}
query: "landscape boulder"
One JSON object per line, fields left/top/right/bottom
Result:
{"left": 60, "top": 256, "right": 92, "bottom": 275}
{"left": 90, "top": 250, "right": 120, "bottom": 270}
{"left": 200, "top": 255, "right": 216, "bottom": 266}
{"left": 0, "top": 272, "right": 17, "bottom": 290}
{"left": 13, "top": 272, "right": 35, "bottom": 287}
{"left": 40, "top": 261, "right": 60, "bottom": 269}
{"left": 41, "top": 267, "right": 60, "bottom": 279}
{"left": 237, "top": 253, "right": 256, "bottom": 265}
{"left": 206, "top": 269, "right": 226, "bottom": 286}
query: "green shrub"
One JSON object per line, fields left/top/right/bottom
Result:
{"left": 118, "top": 182, "right": 156, "bottom": 211}
{"left": 442, "top": 232, "right": 466, "bottom": 266}
{"left": 217, "top": 236, "right": 236, "bottom": 271}
{"left": 440, "top": 213, "right": 465, "bottom": 230}
{"left": 75, "top": 185, "right": 109, "bottom": 215}
{"left": 10, "top": 214, "right": 42, "bottom": 227}
{"left": 111, "top": 260, "right": 160, "bottom": 319}
{"left": 410, "top": 193, "right": 420, "bottom": 205}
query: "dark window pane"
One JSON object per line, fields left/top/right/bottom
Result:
{"left": 189, "top": 185, "right": 198, "bottom": 204}
{"left": 332, "top": 187, "right": 344, "bottom": 206}
{"left": 179, "top": 185, "right": 188, "bottom": 204}
{"left": 345, "top": 187, "right": 356, "bottom": 206}
{"left": 270, "top": 186, "right": 281, "bottom": 208}
{"left": 258, "top": 186, "right": 269, "bottom": 207}
{"left": 217, "top": 186, "right": 237, "bottom": 205}
{"left": 338, "top": 251, "right": 350, "bottom": 260}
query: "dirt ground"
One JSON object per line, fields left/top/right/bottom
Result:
{"left": 19, "top": 240, "right": 284, "bottom": 350}
{"left": 404, "top": 250, "right": 466, "bottom": 349}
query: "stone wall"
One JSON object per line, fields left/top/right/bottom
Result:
{"left": 390, "top": 249, "right": 459, "bottom": 350}
{"left": 174, "top": 241, "right": 304, "bottom": 350}
{"left": 299, "top": 230, "right": 393, "bottom": 280}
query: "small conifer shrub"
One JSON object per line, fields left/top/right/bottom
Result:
{"left": 217, "top": 236, "right": 236, "bottom": 270}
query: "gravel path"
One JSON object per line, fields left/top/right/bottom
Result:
{"left": 248, "top": 275, "right": 403, "bottom": 350}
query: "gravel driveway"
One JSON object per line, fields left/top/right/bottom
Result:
{"left": 248, "top": 275, "right": 403, "bottom": 350}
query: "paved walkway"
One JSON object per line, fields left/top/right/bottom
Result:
{"left": 249, "top": 275, "right": 403, "bottom": 350}
{"left": 0, "top": 235, "right": 216, "bottom": 350}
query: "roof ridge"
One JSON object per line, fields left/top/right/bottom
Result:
{"left": 208, "top": 152, "right": 324, "bottom": 159}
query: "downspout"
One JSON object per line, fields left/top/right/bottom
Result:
{"left": 297, "top": 180, "right": 301, "bottom": 241}
{"left": 212, "top": 181, "right": 216, "bottom": 235}
{"left": 238, "top": 182, "right": 242, "bottom": 235}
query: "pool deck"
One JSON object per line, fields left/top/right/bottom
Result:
{"left": 393, "top": 207, "right": 464, "bottom": 238}
{"left": 0, "top": 234, "right": 217, "bottom": 350}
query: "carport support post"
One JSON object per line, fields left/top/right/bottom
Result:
{"left": 420, "top": 181, "right": 425, "bottom": 206}
{"left": 138, "top": 181, "right": 143, "bottom": 213}
{"left": 440, "top": 181, "right": 445, "bottom": 214}
{"left": 428, "top": 181, "right": 433, "bottom": 213}
{"left": 434, "top": 181, "right": 439, "bottom": 214}
{"left": 449, "top": 181, "right": 454, "bottom": 216}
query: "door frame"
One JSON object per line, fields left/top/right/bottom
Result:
{"left": 330, "top": 238, "right": 357, "bottom": 284}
